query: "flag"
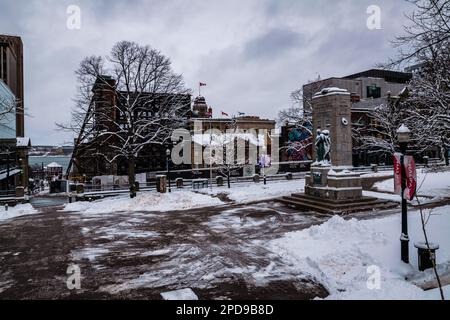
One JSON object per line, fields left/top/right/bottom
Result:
{"left": 393, "top": 153, "right": 402, "bottom": 195}
{"left": 221, "top": 111, "right": 229, "bottom": 117}
{"left": 199, "top": 82, "right": 207, "bottom": 86}
{"left": 404, "top": 155, "right": 417, "bottom": 201}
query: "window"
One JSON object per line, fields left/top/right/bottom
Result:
{"left": 367, "top": 85, "right": 381, "bottom": 99}
{"left": 0, "top": 46, "right": 7, "bottom": 81}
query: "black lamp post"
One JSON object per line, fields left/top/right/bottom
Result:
{"left": 166, "top": 148, "right": 171, "bottom": 193}
{"left": 397, "top": 124, "right": 411, "bottom": 264}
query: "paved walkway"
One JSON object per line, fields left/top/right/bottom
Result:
{"left": 0, "top": 197, "right": 329, "bottom": 299}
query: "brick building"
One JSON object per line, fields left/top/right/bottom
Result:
{"left": 69, "top": 75, "right": 192, "bottom": 179}
{"left": 0, "top": 35, "right": 30, "bottom": 197}
{"left": 0, "top": 35, "right": 24, "bottom": 136}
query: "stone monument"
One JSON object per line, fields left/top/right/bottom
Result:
{"left": 279, "top": 87, "right": 397, "bottom": 213}
{"left": 305, "top": 87, "right": 362, "bottom": 201}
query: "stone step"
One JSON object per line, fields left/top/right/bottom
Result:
{"left": 291, "top": 193, "right": 377, "bottom": 205}
{"left": 277, "top": 198, "right": 339, "bottom": 214}
{"left": 277, "top": 195, "right": 398, "bottom": 214}
{"left": 286, "top": 195, "right": 385, "bottom": 209}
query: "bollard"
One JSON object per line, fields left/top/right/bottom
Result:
{"left": 414, "top": 242, "right": 439, "bottom": 272}
{"left": 216, "top": 176, "right": 224, "bottom": 187}
{"left": 156, "top": 175, "right": 167, "bottom": 193}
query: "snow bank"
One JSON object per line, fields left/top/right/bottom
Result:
{"left": 270, "top": 206, "right": 450, "bottom": 300}
{"left": 63, "top": 190, "right": 224, "bottom": 214}
{"left": 200, "top": 180, "right": 305, "bottom": 203}
{"left": 0, "top": 203, "right": 38, "bottom": 222}
{"left": 374, "top": 169, "right": 450, "bottom": 197}
{"left": 161, "top": 288, "right": 198, "bottom": 300}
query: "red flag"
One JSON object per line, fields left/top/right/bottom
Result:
{"left": 393, "top": 153, "right": 417, "bottom": 201}
{"left": 404, "top": 156, "right": 417, "bottom": 201}
{"left": 221, "top": 111, "right": 229, "bottom": 117}
{"left": 199, "top": 82, "right": 207, "bottom": 86}
{"left": 393, "top": 153, "right": 402, "bottom": 195}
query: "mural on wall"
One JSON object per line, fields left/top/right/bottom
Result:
{"left": 283, "top": 123, "right": 313, "bottom": 161}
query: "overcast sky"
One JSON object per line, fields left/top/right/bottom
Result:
{"left": 0, "top": 0, "right": 414, "bottom": 145}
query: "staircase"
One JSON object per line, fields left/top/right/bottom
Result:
{"left": 277, "top": 193, "right": 398, "bottom": 214}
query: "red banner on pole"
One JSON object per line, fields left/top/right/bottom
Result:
{"left": 393, "top": 153, "right": 402, "bottom": 195}
{"left": 393, "top": 153, "right": 417, "bottom": 201}
{"left": 404, "top": 156, "right": 417, "bottom": 201}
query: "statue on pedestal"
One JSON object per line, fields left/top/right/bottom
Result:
{"left": 315, "top": 129, "right": 331, "bottom": 165}
{"left": 323, "top": 130, "right": 331, "bottom": 163}
{"left": 315, "top": 129, "right": 325, "bottom": 163}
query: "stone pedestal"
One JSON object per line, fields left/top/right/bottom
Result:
{"left": 305, "top": 166, "right": 362, "bottom": 201}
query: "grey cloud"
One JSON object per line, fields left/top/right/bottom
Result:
{"left": 0, "top": 0, "right": 416, "bottom": 144}
{"left": 243, "top": 28, "right": 305, "bottom": 61}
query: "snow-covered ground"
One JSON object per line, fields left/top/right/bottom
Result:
{"left": 63, "top": 190, "right": 224, "bottom": 214}
{"left": 268, "top": 205, "right": 450, "bottom": 300}
{"left": 198, "top": 180, "right": 305, "bottom": 203}
{"left": 62, "top": 180, "right": 306, "bottom": 214}
{"left": 374, "top": 169, "right": 450, "bottom": 198}
{"left": 0, "top": 203, "right": 38, "bottom": 223}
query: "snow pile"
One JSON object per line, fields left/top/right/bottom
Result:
{"left": 374, "top": 169, "right": 450, "bottom": 197}
{"left": 63, "top": 190, "right": 224, "bottom": 214}
{"left": 161, "top": 288, "right": 198, "bottom": 300}
{"left": 0, "top": 203, "right": 38, "bottom": 222}
{"left": 200, "top": 180, "right": 305, "bottom": 203}
{"left": 270, "top": 206, "right": 450, "bottom": 300}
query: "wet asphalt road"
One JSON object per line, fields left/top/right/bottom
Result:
{"left": 0, "top": 195, "right": 331, "bottom": 300}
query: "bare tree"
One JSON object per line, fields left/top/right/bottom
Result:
{"left": 384, "top": 0, "right": 449, "bottom": 298}
{"left": 0, "top": 95, "right": 16, "bottom": 129}
{"left": 389, "top": 0, "right": 450, "bottom": 68}
{"left": 59, "top": 41, "right": 191, "bottom": 197}
{"left": 403, "top": 46, "right": 450, "bottom": 163}
{"left": 352, "top": 93, "right": 415, "bottom": 155}
{"left": 367, "top": 1, "right": 450, "bottom": 161}
{"left": 277, "top": 77, "right": 322, "bottom": 158}
{"left": 199, "top": 119, "right": 248, "bottom": 189}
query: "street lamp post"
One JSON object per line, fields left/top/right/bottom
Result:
{"left": 397, "top": 124, "right": 411, "bottom": 264}
{"left": 166, "top": 148, "right": 171, "bottom": 193}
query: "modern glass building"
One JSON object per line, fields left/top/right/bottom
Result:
{"left": 0, "top": 79, "right": 16, "bottom": 139}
